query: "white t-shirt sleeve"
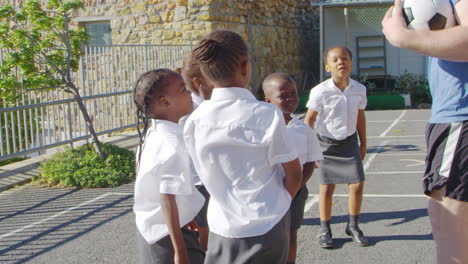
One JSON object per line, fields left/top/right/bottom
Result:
{"left": 267, "top": 109, "right": 298, "bottom": 166}
{"left": 306, "top": 86, "right": 322, "bottom": 111}
{"left": 159, "top": 141, "right": 193, "bottom": 196}
{"left": 359, "top": 85, "right": 367, "bottom": 110}
{"left": 306, "top": 128, "right": 324, "bottom": 162}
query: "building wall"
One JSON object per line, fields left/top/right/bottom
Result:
{"left": 323, "top": 6, "right": 426, "bottom": 80}
{"left": 72, "top": 0, "right": 320, "bottom": 95}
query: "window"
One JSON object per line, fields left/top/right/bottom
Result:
{"left": 83, "top": 22, "right": 112, "bottom": 46}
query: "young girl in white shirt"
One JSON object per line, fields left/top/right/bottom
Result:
{"left": 183, "top": 30, "right": 303, "bottom": 264}
{"left": 133, "top": 69, "right": 205, "bottom": 264}
{"left": 304, "top": 46, "right": 368, "bottom": 249}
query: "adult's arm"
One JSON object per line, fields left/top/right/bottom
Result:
{"left": 382, "top": 0, "right": 468, "bottom": 62}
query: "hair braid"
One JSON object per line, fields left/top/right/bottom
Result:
{"left": 133, "top": 68, "right": 177, "bottom": 173}
{"left": 192, "top": 30, "right": 248, "bottom": 84}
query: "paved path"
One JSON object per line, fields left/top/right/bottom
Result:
{"left": 0, "top": 110, "right": 435, "bottom": 264}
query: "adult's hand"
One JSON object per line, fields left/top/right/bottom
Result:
{"left": 382, "top": 0, "right": 410, "bottom": 48}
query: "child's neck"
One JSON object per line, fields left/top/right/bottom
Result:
{"left": 154, "top": 113, "right": 178, "bottom": 124}
{"left": 332, "top": 76, "right": 349, "bottom": 91}
{"left": 283, "top": 113, "right": 292, "bottom": 124}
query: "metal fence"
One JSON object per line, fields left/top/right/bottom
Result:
{"left": 0, "top": 44, "right": 192, "bottom": 161}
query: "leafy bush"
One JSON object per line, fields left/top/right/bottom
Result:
{"left": 297, "top": 91, "right": 309, "bottom": 113}
{"left": 40, "top": 143, "right": 135, "bottom": 188}
{"left": 396, "top": 72, "right": 432, "bottom": 106}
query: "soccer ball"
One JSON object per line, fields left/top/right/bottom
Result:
{"left": 401, "top": 0, "right": 456, "bottom": 30}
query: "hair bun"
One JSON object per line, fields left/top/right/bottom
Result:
{"left": 194, "top": 39, "right": 223, "bottom": 64}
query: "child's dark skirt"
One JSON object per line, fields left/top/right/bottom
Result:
{"left": 317, "top": 133, "right": 365, "bottom": 185}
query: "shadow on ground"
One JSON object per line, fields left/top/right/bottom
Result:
{"left": 303, "top": 208, "right": 432, "bottom": 247}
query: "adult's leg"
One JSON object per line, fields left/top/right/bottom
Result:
{"left": 428, "top": 187, "right": 468, "bottom": 264}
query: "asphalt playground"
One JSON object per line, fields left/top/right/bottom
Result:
{"left": 0, "top": 109, "right": 435, "bottom": 264}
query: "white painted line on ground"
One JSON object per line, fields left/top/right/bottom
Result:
{"left": 379, "top": 110, "right": 407, "bottom": 137}
{"left": 363, "top": 112, "right": 407, "bottom": 172}
{"left": 308, "top": 194, "right": 427, "bottom": 198}
{"left": 0, "top": 192, "right": 132, "bottom": 241}
{"left": 369, "top": 139, "right": 426, "bottom": 143}
{"left": 368, "top": 135, "right": 424, "bottom": 139}
{"left": 378, "top": 153, "right": 426, "bottom": 156}
{"left": 366, "top": 171, "right": 424, "bottom": 174}
{"left": 368, "top": 120, "right": 427, "bottom": 123}
{"left": 364, "top": 140, "right": 390, "bottom": 172}
{"left": 304, "top": 194, "right": 319, "bottom": 213}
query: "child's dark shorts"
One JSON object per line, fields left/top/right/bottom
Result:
{"left": 136, "top": 228, "right": 205, "bottom": 264}
{"left": 290, "top": 186, "right": 309, "bottom": 230}
{"left": 195, "top": 184, "right": 210, "bottom": 228}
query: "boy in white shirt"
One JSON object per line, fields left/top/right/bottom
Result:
{"left": 263, "top": 72, "right": 324, "bottom": 264}
{"left": 133, "top": 69, "right": 205, "bottom": 264}
{"left": 183, "top": 30, "right": 303, "bottom": 264}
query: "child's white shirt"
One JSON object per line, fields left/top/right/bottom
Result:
{"left": 133, "top": 119, "right": 205, "bottom": 244}
{"left": 183, "top": 87, "right": 298, "bottom": 238}
{"left": 306, "top": 78, "right": 367, "bottom": 140}
{"left": 191, "top": 93, "right": 205, "bottom": 109}
{"left": 287, "top": 117, "right": 324, "bottom": 165}
{"left": 189, "top": 92, "right": 206, "bottom": 186}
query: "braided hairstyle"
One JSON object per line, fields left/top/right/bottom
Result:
{"left": 192, "top": 30, "right": 248, "bottom": 85}
{"left": 133, "top": 68, "right": 178, "bottom": 170}
{"left": 181, "top": 54, "right": 202, "bottom": 94}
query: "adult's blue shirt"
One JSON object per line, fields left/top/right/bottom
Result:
{"left": 428, "top": 0, "right": 468, "bottom": 123}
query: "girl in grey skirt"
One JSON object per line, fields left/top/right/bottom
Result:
{"left": 304, "top": 46, "right": 368, "bottom": 249}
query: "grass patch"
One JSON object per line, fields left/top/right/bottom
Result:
{"left": 40, "top": 143, "right": 135, "bottom": 188}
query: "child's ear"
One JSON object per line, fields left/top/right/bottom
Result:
{"left": 158, "top": 96, "right": 170, "bottom": 107}
{"left": 192, "top": 77, "right": 201, "bottom": 92}
{"left": 240, "top": 59, "right": 249, "bottom": 76}
{"left": 325, "top": 64, "right": 331, "bottom": 73}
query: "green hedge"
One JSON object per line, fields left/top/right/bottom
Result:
{"left": 297, "top": 93, "right": 405, "bottom": 112}
{"left": 366, "top": 95, "right": 405, "bottom": 110}
{"left": 40, "top": 143, "right": 135, "bottom": 188}
{"left": 297, "top": 92, "right": 309, "bottom": 113}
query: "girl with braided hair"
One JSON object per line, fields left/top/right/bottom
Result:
{"left": 133, "top": 69, "right": 205, "bottom": 264}
{"left": 180, "top": 54, "right": 214, "bottom": 252}
{"left": 183, "top": 30, "right": 303, "bottom": 264}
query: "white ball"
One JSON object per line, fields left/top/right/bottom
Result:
{"left": 401, "top": 0, "right": 456, "bottom": 30}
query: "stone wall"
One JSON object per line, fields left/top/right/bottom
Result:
{"left": 73, "top": 0, "right": 320, "bottom": 95}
